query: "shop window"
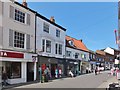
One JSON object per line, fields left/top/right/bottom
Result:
{"left": 5, "top": 62, "right": 21, "bottom": 79}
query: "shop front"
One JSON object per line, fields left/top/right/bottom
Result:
{"left": 65, "top": 59, "right": 79, "bottom": 76}
{"left": 90, "top": 61, "right": 96, "bottom": 72}
{"left": 56, "top": 58, "right": 66, "bottom": 77}
{"left": 1, "top": 50, "right": 37, "bottom": 84}
{"left": 81, "top": 61, "right": 90, "bottom": 74}
{"left": 38, "top": 56, "right": 58, "bottom": 79}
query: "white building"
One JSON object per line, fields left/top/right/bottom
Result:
{"left": 65, "top": 36, "right": 89, "bottom": 75}
{"left": 36, "top": 14, "right": 66, "bottom": 77}
{"left": 0, "top": 0, "right": 37, "bottom": 84}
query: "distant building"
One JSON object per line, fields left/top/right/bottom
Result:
{"left": 65, "top": 36, "right": 89, "bottom": 75}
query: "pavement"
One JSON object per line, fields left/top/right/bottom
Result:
{"left": 3, "top": 71, "right": 120, "bottom": 89}
{"left": 98, "top": 74, "right": 120, "bottom": 88}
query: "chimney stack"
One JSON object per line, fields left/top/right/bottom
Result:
{"left": 22, "top": 0, "right": 27, "bottom": 7}
{"left": 50, "top": 16, "right": 55, "bottom": 23}
{"left": 80, "top": 39, "right": 82, "bottom": 42}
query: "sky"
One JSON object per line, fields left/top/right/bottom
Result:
{"left": 25, "top": 2, "right": 118, "bottom": 51}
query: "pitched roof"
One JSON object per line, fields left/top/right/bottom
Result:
{"left": 14, "top": 2, "right": 66, "bottom": 31}
{"left": 66, "top": 36, "right": 89, "bottom": 52}
{"left": 96, "top": 50, "right": 106, "bottom": 55}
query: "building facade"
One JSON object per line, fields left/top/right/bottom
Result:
{"left": 36, "top": 14, "right": 66, "bottom": 79}
{"left": 89, "top": 50, "right": 97, "bottom": 71}
{"left": 0, "top": 0, "right": 37, "bottom": 84}
{"left": 65, "top": 36, "right": 89, "bottom": 75}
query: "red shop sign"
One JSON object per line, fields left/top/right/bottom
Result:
{"left": 0, "top": 51, "right": 24, "bottom": 58}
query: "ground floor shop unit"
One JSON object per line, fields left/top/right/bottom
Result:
{"left": 37, "top": 56, "right": 67, "bottom": 79}
{"left": 0, "top": 50, "right": 37, "bottom": 84}
{"left": 90, "top": 61, "right": 97, "bottom": 72}
{"left": 65, "top": 59, "right": 80, "bottom": 76}
{"left": 81, "top": 61, "right": 91, "bottom": 74}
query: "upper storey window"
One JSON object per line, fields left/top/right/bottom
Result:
{"left": 43, "top": 23, "right": 49, "bottom": 33}
{"left": 15, "top": 9, "right": 25, "bottom": 23}
{"left": 10, "top": 5, "right": 30, "bottom": 25}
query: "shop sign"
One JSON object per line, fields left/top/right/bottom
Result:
{"left": 0, "top": 51, "right": 24, "bottom": 58}
{"left": 32, "top": 56, "right": 37, "bottom": 62}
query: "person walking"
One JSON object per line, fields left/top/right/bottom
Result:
{"left": 2, "top": 71, "right": 8, "bottom": 86}
{"left": 44, "top": 67, "right": 49, "bottom": 82}
{"left": 69, "top": 69, "right": 74, "bottom": 77}
{"left": 55, "top": 68, "right": 58, "bottom": 78}
{"left": 95, "top": 68, "right": 97, "bottom": 75}
{"left": 59, "top": 67, "right": 62, "bottom": 78}
{"left": 38, "top": 66, "right": 42, "bottom": 83}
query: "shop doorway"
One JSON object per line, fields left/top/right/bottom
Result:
{"left": 27, "top": 62, "right": 34, "bottom": 82}
{"left": 51, "top": 64, "right": 57, "bottom": 78}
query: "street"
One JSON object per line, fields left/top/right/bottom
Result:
{"left": 9, "top": 71, "right": 113, "bottom": 89}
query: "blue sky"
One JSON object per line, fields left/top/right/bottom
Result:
{"left": 27, "top": 2, "right": 118, "bottom": 51}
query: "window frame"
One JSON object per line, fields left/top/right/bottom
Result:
{"left": 14, "top": 8, "right": 26, "bottom": 24}
{"left": 58, "top": 44, "right": 62, "bottom": 55}
{"left": 42, "top": 39, "right": 45, "bottom": 52}
{"left": 66, "top": 51, "right": 71, "bottom": 57}
{"left": 43, "top": 23, "right": 49, "bottom": 33}
{"left": 56, "top": 29, "right": 60, "bottom": 38}
{"left": 14, "top": 31, "right": 25, "bottom": 49}
{"left": 46, "top": 40, "right": 51, "bottom": 53}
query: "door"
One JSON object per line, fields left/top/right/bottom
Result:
{"left": 27, "top": 62, "right": 34, "bottom": 82}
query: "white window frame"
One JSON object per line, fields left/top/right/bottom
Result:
{"left": 56, "top": 29, "right": 60, "bottom": 38}
{"left": 14, "top": 31, "right": 25, "bottom": 49}
{"left": 66, "top": 51, "right": 71, "bottom": 57}
{"left": 43, "top": 22, "right": 49, "bottom": 33}
{"left": 14, "top": 9, "right": 25, "bottom": 24}
{"left": 46, "top": 40, "right": 51, "bottom": 53}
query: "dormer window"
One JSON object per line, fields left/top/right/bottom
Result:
{"left": 68, "top": 40, "right": 74, "bottom": 46}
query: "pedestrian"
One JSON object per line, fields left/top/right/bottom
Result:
{"left": 38, "top": 66, "right": 42, "bottom": 83}
{"left": 59, "top": 67, "right": 62, "bottom": 78}
{"left": 97, "top": 67, "right": 100, "bottom": 74}
{"left": 55, "top": 68, "right": 58, "bottom": 78}
{"left": 69, "top": 69, "right": 74, "bottom": 77}
{"left": 95, "top": 68, "right": 97, "bottom": 75}
{"left": 44, "top": 67, "right": 49, "bottom": 82}
{"left": 2, "top": 71, "right": 8, "bottom": 86}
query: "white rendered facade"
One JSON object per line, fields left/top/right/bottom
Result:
{"left": 0, "top": 1, "right": 37, "bottom": 84}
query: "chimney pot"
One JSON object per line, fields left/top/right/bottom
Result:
{"left": 50, "top": 16, "right": 55, "bottom": 23}
{"left": 80, "top": 39, "right": 82, "bottom": 42}
{"left": 22, "top": 0, "right": 27, "bottom": 7}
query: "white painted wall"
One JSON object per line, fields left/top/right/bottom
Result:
{"left": 66, "top": 47, "right": 89, "bottom": 61}
{"left": 36, "top": 17, "right": 66, "bottom": 58}
{"left": 2, "top": 1, "right": 35, "bottom": 52}
{"left": 104, "top": 47, "right": 114, "bottom": 55}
